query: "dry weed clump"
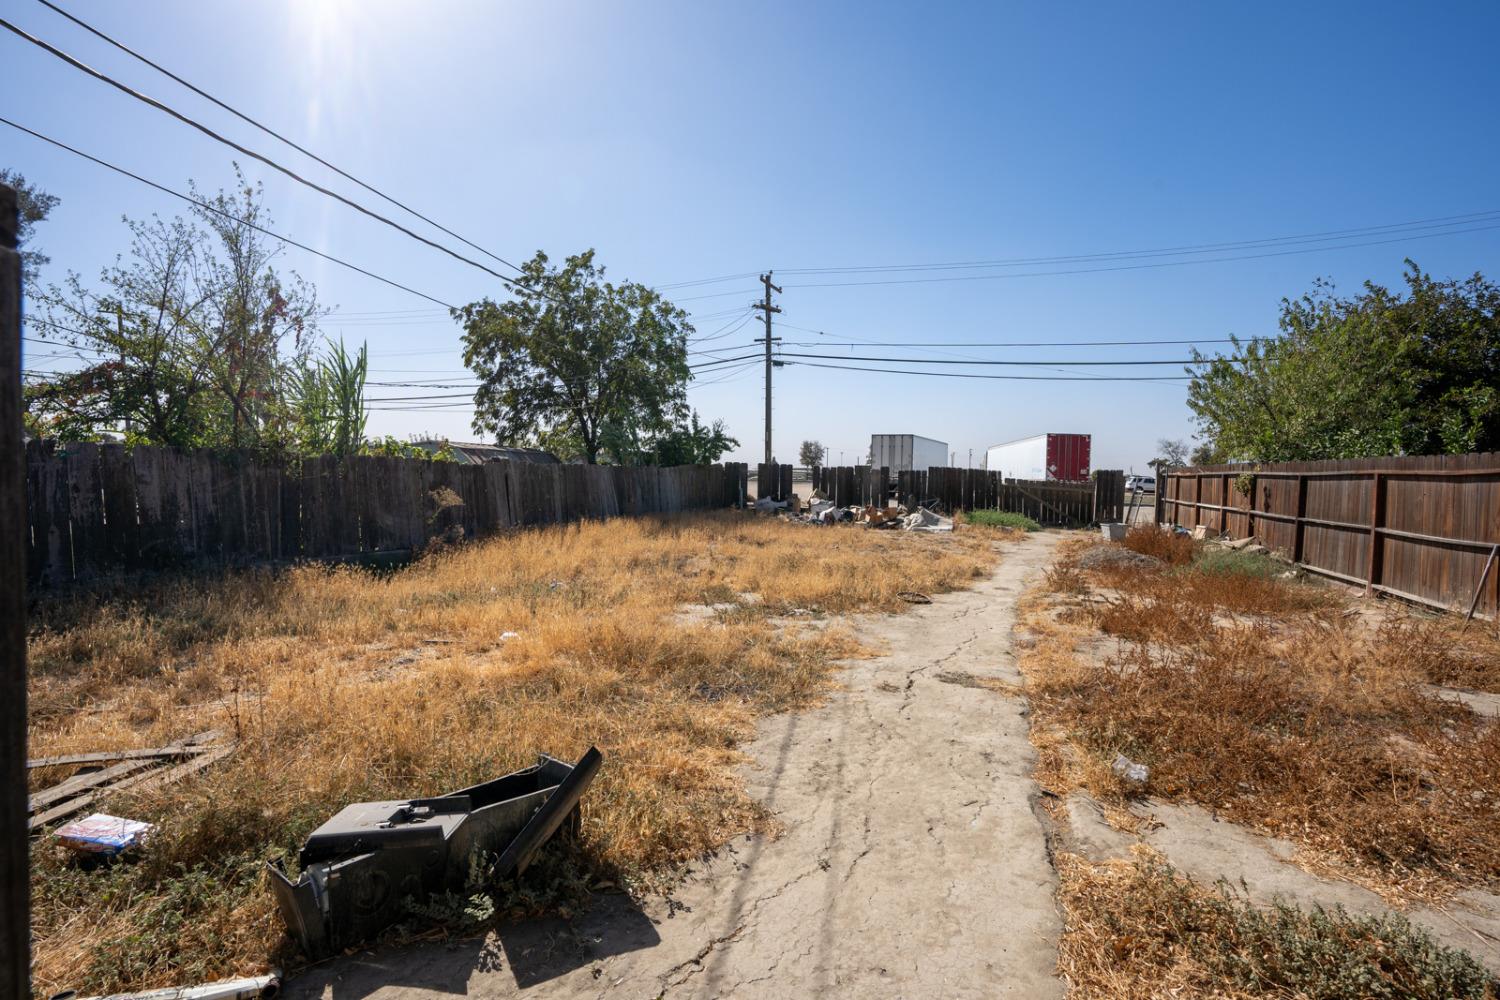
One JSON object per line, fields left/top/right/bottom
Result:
{"left": 1384, "top": 612, "right": 1500, "bottom": 693}
{"left": 1056, "top": 851, "right": 1496, "bottom": 1000}
{"left": 1024, "top": 540, "right": 1500, "bottom": 900}
{"left": 1120, "top": 524, "right": 1195, "bottom": 565}
{"left": 27, "top": 512, "right": 1002, "bottom": 995}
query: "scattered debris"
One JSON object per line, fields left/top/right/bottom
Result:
{"left": 1099, "top": 523, "right": 1128, "bottom": 542}
{"left": 66, "top": 972, "right": 280, "bottom": 1000}
{"left": 500, "top": 631, "right": 522, "bottom": 641}
{"left": 903, "top": 507, "right": 954, "bottom": 532}
{"left": 753, "top": 496, "right": 790, "bottom": 513}
{"left": 897, "top": 592, "right": 933, "bottom": 604}
{"left": 858, "top": 505, "right": 906, "bottom": 528}
{"left": 1112, "top": 753, "right": 1149, "bottom": 786}
{"left": 29, "top": 731, "right": 233, "bottom": 832}
{"left": 268, "top": 747, "right": 602, "bottom": 958}
{"left": 54, "top": 813, "right": 153, "bottom": 856}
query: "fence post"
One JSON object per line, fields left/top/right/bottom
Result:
{"left": 1366, "top": 472, "right": 1384, "bottom": 595}
{"left": 1292, "top": 474, "right": 1307, "bottom": 563}
{"left": 1, "top": 182, "right": 30, "bottom": 1000}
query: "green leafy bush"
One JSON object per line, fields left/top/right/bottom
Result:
{"left": 965, "top": 510, "right": 1041, "bottom": 532}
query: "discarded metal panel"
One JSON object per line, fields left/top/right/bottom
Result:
{"left": 267, "top": 748, "right": 601, "bottom": 958}
{"left": 64, "top": 972, "right": 279, "bottom": 1000}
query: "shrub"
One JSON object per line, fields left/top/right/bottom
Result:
{"left": 965, "top": 510, "right": 1041, "bottom": 532}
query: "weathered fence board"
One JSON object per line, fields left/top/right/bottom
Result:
{"left": 1158, "top": 453, "right": 1500, "bottom": 617}
{"left": 25, "top": 443, "right": 747, "bottom": 588}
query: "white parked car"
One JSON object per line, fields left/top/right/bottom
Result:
{"left": 1125, "top": 475, "right": 1157, "bottom": 493}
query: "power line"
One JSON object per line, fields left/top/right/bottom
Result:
{"left": 31, "top": 0, "right": 526, "bottom": 275}
{"left": 785, "top": 360, "right": 1192, "bottom": 382}
{"left": 0, "top": 17, "right": 527, "bottom": 289}
{"left": 773, "top": 325, "right": 1239, "bottom": 348}
{"left": 689, "top": 353, "right": 762, "bottom": 370}
{"left": 687, "top": 311, "right": 754, "bottom": 344}
{"left": 1, "top": 117, "right": 460, "bottom": 308}
{"left": 772, "top": 209, "right": 1500, "bottom": 276}
{"left": 776, "top": 351, "right": 1199, "bottom": 366}
{"left": 655, "top": 270, "right": 764, "bottom": 290}
{"left": 778, "top": 223, "right": 1500, "bottom": 289}
{"left": 674, "top": 287, "right": 761, "bottom": 302}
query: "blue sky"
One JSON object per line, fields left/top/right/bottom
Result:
{"left": 5, "top": 0, "right": 1498, "bottom": 472}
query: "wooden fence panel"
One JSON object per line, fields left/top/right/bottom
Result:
{"left": 24, "top": 444, "right": 750, "bottom": 586}
{"left": 1160, "top": 454, "right": 1500, "bottom": 617}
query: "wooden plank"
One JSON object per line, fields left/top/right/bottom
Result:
{"left": 29, "top": 742, "right": 235, "bottom": 832}
{"left": 27, "top": 731, "right": 219, "bottom": 816}
{"left": 28, "top": 746, "right": 218, "bottom": 769}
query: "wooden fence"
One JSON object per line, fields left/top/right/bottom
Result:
{"left": 1157, "top": 453, "right": 1500, "bottom": 617}
{"left": 808, "top": 465, "right": 1115, "bottom": 525}
{"left": 24, "top": 439, "right": 748, "bottom": 589}
{"left": 809, "top": 466, "right": 887, "bottom": 506}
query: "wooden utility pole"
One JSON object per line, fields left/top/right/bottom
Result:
{"left": 752, "top": 272, "right": 781, "bottom": 468}
{"left": 1, "top": 182, "right": 29, "bottom": 1000}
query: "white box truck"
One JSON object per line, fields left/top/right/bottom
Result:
{"left": 869, "top": 434, "right": 948, "bottom": 474}
{"left": 985, "top": 433, "right": 1092, "bottom": 481}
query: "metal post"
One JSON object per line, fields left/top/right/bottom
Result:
{"left": 0, "top": 182, "right": 30, "bottom": 1000}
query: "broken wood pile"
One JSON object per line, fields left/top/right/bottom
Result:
{"left": 28, "top": 731, "right": 234, "bottom": 832}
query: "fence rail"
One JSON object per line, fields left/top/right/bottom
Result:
{"left": 24, "top": 440, "right": 748, "bottom": 589}
{"left": 1157, "top": 452, "right": 1500, "bottom": 617}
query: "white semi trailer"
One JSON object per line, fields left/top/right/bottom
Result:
{"left": 869, "top": 434, "right": 949, "bottom": 474}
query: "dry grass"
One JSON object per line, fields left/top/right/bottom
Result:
{"left": 1056, "top": 849, "right": 1497, "bottom": 1000}
{"left": 27, "top": 512, "right": 1002, "bottom": 995}
{"left": 1020, "top": 537, "right": 1500, "bottom": 901}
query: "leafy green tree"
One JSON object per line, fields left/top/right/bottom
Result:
{"left": 25, "top": 170, "right": 322, "bottom": 451}
{"left": 1189, "top": 263, "right": 1500, "bottom": 461}
{"left": 798, "top": 440, "right": 825, "bottom": 466}
{"left": 1189, "top": 440, "right": 1223, "bottom": 466}
{"left": 456, "top": 250, "right": 691, "bottom": 464}
{"left": 27, "top": 210, "right": 220, "bottom": 446}
{"left": 194, "top": 175, "right": 320, "bottom": 449}
{"left": 0, "top": 168, "right": 60, "bottom": 289}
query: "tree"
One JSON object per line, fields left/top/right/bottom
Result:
{"left": 798, "top": 440, "right": 825, "bottom": 467}
{"left": 1148, "top": 437, "right": 1189, "bottom": 476}
{"left": 1188, "top": 263, "right": 1500, "bottom": 461}
{"left": 25, "top": 170, "right": 322, "bottom": 450}
{"left": 0, "top": 168, "right": 60, "bottom": 290}
{"left": 565, "top": 409, "right": 737, "bottom": 466}
{"left": 1189, "top": 440, "right": 1223, "bottom": 466}
{"left": 456, "top": 250, "right": 691, "bottom": 464}
{"left": 644, "top": 412, "right": 737, "bottom": 465}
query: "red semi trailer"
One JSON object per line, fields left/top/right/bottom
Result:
{"left": 983, "top": 433, "right": 1092, "bottom": 481}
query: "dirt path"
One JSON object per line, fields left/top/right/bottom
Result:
{"left": 287, "top": 532, "right": 1062, "bottom": 1000}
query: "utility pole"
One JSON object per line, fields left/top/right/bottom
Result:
{"left": 1, "top": 183, "right": 29, "bottom": 1000}
{"left": 752, "top": 272, "right": 782, "bottom": 468}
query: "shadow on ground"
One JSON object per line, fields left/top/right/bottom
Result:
{"left": 286, "top": 894, "right": 661, "bottom": 999}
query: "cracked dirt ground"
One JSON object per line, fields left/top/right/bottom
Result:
{"left": 286, "top": 532, "right": 1062, "bottom": 1000}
